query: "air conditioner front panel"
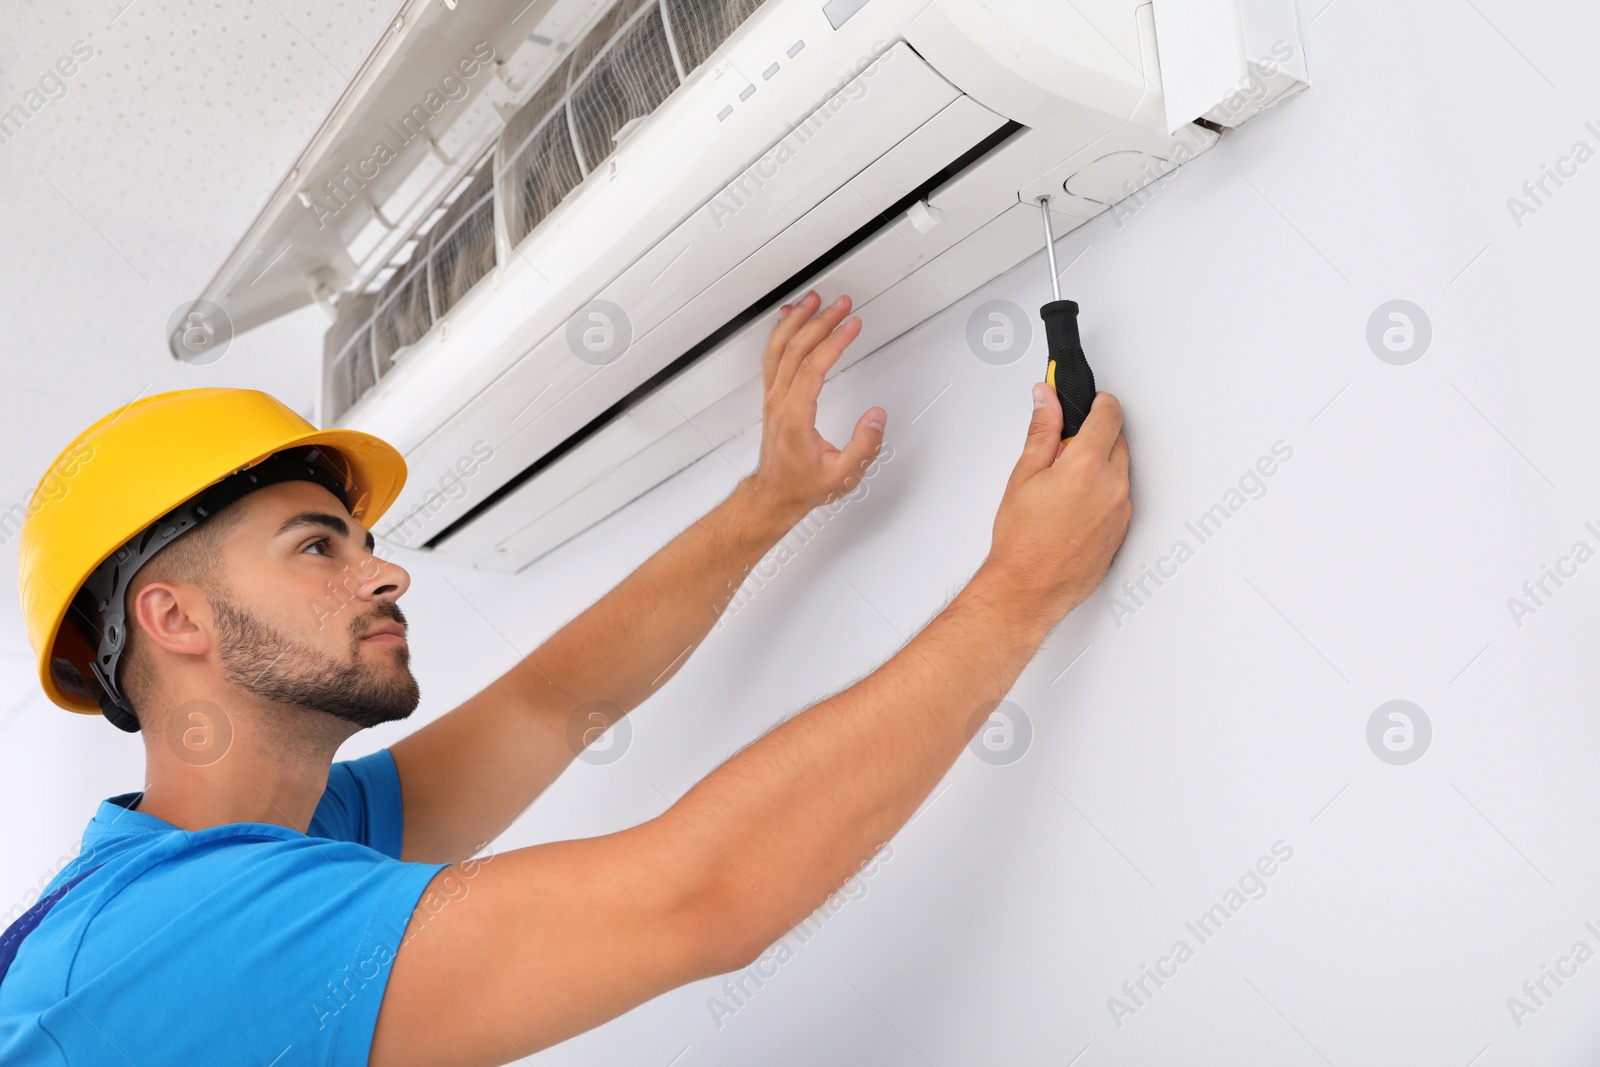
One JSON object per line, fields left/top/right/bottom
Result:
{"left": 408, "top": 98, "right": 1028, "bottom": 562}
{"left": 471, "top": 158, "right": 1159, "bottom": 568}
{"left": 375, "top": 42, "right": 990, "bottom": 547}
{"left": 481, "top": 152, "right": 974, "bottom": 554}
{"left": 445, "top": 117, "right": 1131, "bottom": 565}
{"left": 472, "top": 159, "right": 1092, "bottom": 566}
{"left": 395, "top": 83, "right": 1194, "bottom": 563}
{"left": 485, "top": 193, "right": 1075, "bottom": 567}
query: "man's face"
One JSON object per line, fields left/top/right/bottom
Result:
{"left": 210, "top": 480, "right": 419, "bottom": 730}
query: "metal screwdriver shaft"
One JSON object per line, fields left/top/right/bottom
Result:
{"left": 1040, "top": 196, "right": 1062, "bottom": 301}
{"left": 1036, "top": 196, "right": 1095, "bottom": 441}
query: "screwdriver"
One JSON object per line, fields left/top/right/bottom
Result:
{"left": 1037, "top": 196, "right": 1095, "bottom": 442}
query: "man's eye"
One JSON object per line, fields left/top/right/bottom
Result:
{"left": 305, "top": 537, "right": 333, "bottom": 556}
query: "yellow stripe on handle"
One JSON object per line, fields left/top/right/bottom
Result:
{"left": 1047, "top": 359, "right": 1072, "bottom": 443}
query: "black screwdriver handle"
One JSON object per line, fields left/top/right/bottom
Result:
{"left": 1041, "top": 299, "right": 1095, "bottom": 440}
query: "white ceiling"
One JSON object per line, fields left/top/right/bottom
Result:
{"left": 0, "top": 0, "right": 404, "bottom": 714}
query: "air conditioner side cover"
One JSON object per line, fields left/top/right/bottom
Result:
{"left": 906, "top": 0, "right": 1151, "bottom": 129}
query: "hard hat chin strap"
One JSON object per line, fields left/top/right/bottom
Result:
{"left": 75, "top": 447, "right": 351, "bottom": 733}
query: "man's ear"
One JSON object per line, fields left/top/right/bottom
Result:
{"left": 130, "top": 581, "right": 214, "bottom": 658}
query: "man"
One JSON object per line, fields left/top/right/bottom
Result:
{"left": 1, "top": 290, "right": 1129, "bottom": 1064}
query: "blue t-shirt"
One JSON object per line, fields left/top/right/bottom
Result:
{"left": 0, "top": 748, "right": 450, "bottom": 1065}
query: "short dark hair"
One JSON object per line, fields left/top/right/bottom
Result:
{"left": 117, "top": 503, "right": 249, "bottom": 715}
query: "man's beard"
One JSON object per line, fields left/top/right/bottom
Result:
{"left": 212, "top": 592, "right": 420, "bottom": 730}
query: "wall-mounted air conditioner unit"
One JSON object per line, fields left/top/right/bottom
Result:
{"left": 192, "top": 0, "right": 1308, "bottom": 571}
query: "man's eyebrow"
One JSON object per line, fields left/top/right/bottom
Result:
{"left": 276, "top": 511, "right": 376, "bottom": 552}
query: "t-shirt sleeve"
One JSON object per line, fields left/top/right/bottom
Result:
{"left": 308, "top": 747, "right": 407, "bottom": 858}
{"left": 40, "top": 833, "right": 452, "bottom": 1067}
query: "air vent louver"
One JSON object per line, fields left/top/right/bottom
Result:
{"left": 371, "top": 251, "right": 432, "bottom": 370}
{"left": 324, "top": 291, "right": 378, "bottom": 421}
{"left": 498, "top": 55, "right": 584, "bottom": 247}
{"left": 328, "top": 0, "right": 771, "bottom": 421}
{"left": 429, "top": 163, "right": 498, "bottom": 318}
{"left": 326, "top": 154, "right": 498, "bottom": 420}
{"left": 666, "top": 0, "right": 766, "bottom": 71}
{"left": 568, "top": 2, "right": 681, "bottom": 170}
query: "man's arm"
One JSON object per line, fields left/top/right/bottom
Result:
{"left": 390, "top": 292, "right": 888, "bottom": 864}
{"left": 370, "top": 383, "right": 1131, "bottom": 1067}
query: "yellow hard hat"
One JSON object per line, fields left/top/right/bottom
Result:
{"left": 16, "top": 388, "right": 407, "bottom": 728}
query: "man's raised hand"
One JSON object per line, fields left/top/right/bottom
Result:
{"left": 747, "top": 291, "right": 887, "bottom": 517}
{"left": 984, "top": 385, "right": 1132, "bottom": 627}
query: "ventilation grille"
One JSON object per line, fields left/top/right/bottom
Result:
{"left": 326, "top": 156, "right": 497, "bottom": 420}
{"left": 498, "top": 54, "right": 585, "bottom": 250}
{"left": 325, "top": 290, "right": 379, "bottom": 423}
{"left": 667, "top": 0, "right": 765, "bottom": 71}
{"left": 498, "top": 0, "right": 707, "bottom": 247}
{"left": 328, "top": 0, "right": 770, "bottom": 420}
{"left": 570, "top": 3, "right": 680, "bottom": 171}
{"left": 429, "top": 162, "right": 498, "bottom": 317}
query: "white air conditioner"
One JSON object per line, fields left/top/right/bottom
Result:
{"left": 192, "top": 0, "right": 1308, "bottom": 570}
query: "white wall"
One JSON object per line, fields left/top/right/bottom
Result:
{"left": 5, "top": 0, "right": 1599, "bottom": 1063}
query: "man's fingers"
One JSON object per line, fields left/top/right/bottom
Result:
{"left": 763, "top": 291, "right": 821, "bottom": 387}
{"left": 774, "top": 295, "right": 853, "bottom": 398}
{"left": 1109, "top": 432, "right": 1130, "bottom": 476}
{"left": 1012, "top": 382, "right": 1064, "bottom": 482}
{"left": 828, "top": 407, "right": 887, "bottom": 500}
{"left": 1063, "top": 392, "right": 1124, "bottom": 462}
{"left": 791, "top": 316, "right": 862, "bottom": 399}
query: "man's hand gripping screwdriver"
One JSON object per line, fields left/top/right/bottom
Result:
{"left": 1037, "top": 196, "right": 1095, "bottom": 443}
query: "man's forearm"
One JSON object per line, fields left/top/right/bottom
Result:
{"left": 668, "top": 562, "right": 1053, "bottom": 956}
{"left": 515, "top": 475, "right": 809, "bottom": 715}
